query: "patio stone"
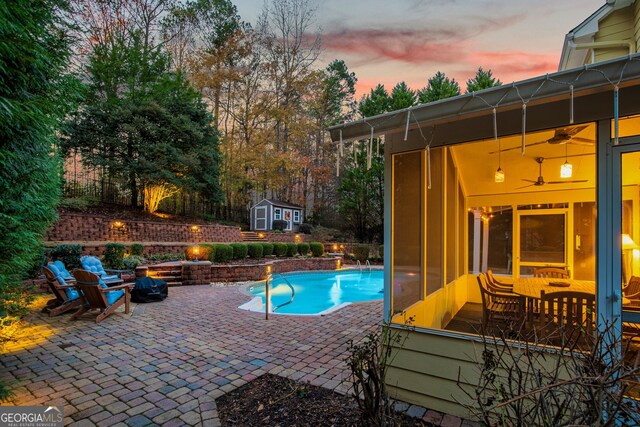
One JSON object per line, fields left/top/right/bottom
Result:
{"left": 0, "top": 284, "right": 478, "bottom": 427}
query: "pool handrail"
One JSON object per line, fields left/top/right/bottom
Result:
{"left": 265, "top": 273, "right": 295, "bottom": 319}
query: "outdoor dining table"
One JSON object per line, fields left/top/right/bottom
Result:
{"left": 512, "top": 277, "right": 596, "bottom": 324}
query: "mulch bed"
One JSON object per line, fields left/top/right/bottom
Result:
{"left": 215, "top": 374, "right": 431, "bottom": 426}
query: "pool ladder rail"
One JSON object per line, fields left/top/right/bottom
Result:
{"left": 356, "top": 260, "right": 372, "bottom": 272}
{"left": 265, "top": 273, "right": 295, "bottom": 320}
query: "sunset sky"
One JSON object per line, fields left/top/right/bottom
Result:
{"left": 234, "top": 0, "right": 604, "bottom": 97}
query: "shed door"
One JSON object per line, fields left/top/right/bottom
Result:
{"left": 255, "top": 206, "right": 267, "bottom": 230}
{"left": 283, "top": 209, "right": 293, "bottom": 230}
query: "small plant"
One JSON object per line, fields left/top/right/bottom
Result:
{"left": 213, "top": 244, "right": 233, "bottom": 263}
{"left": 247, "top": 243, "right": 264, "bottom": 258}
{"left": 103, "top": 243, "right": 126, "bottom": 269}
{"left": 353, "top": 244, "right": 370, "bottom": 262}
{"left": 309, "top": 242, "right": 324, "bottom": 257}
{"left": 298, "top": 223, "right": 314, "bottom": 234}
{"left": 261, "top": 242, "right": 274, "bottom": 256}
{"left": 286, "top": 243, "right": 298, "bottom": 257}
{"left": 50, "top": 244, "right": 82, "bottom": 269}
{"left": 130, "top": 243, "right": 144, "bottom": 257}
{"left": 230, "top": 243, "right": 248, "bottom": 259}
{"left": 273, "top": 242, "right": 288, "bottom": 257}
{"left": 297, "top": 242, "right": 310, "bottom": 256}
{"left": 346, "top": 314, "right": 414, "bottom": 425}
{"left": 272, "top": 220, "right": 287, "bottom": 231}
{"left": 122, "top": 255, "right": 144, "bottom": 270}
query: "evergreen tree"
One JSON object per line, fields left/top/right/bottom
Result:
{"left": 390, "top": 81, "right": 417, "bottom": 111}
{"left": 0, "top": 0, "right": 78, "bottom": 364}
{"left": 417, "top": 71, "right": 460, "bottom": 103}
{"left": 359, "top": 84, "right": 391, "bottom": 117}
{"left": 466, "top": 67, "right": 502, "bottom": 93}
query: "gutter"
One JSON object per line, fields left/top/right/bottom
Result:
{"left": 570, "top": 40, "right": 635, "bottom": 54}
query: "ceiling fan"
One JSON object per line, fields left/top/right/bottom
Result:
{"left": 517, "top": 157, "right": 588, "bottom": 189}
{"left": 489, "top": 125, "right": 594, "bottom": 154}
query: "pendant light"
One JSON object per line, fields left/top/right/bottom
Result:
{"left": 495, "top": 138, "right": 505, "bottom": 183}
{"left": 560, "top": 144, "right": 572, "bottom": 178}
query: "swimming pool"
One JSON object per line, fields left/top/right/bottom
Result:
{"left": 240, "top": 270, "right": 384, "bottom": 315}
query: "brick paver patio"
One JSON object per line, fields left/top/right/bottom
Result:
{"left": 0, "top": 284, "right": 470, "bottom": 426}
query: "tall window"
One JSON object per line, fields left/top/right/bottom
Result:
{"left": 274, "top": 208, "right": 281, "bottom": 220}
{"left": 392, "top": 151, "right": 423, "bottom": 312}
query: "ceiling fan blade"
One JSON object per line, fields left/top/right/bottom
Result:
{"left": 559, "top": 124, "right": 588, "bottom": 136}
{"left": 546, "top": 179, "right": 589, "bottom": 184}
{"left": 516, "top": 184, "right": 536, "bottom": 189}
{"left": 570, "top": 137, "right": 594, "bottom": 143}
{"left": 488, "top": 141, "right": 547, "bottom": 155}
{"left": 543, "top": 153, "right": 593, "bottom": 160}
{"left": 521, "top": 179, "right": 537, "bottom": 183}
{"left": 567, "top": 140, "right": 595, "bottom": 146}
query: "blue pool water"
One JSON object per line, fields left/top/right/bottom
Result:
{"left": 246, "top": 270, "right": 383, "bottom": 315}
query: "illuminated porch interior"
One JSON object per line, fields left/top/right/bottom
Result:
{"left": 391, "top": 118, "right": 640, "bottom": 333}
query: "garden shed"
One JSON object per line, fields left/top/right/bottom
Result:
{"left": 250, "top": 199, "right": 304, "bottom": 232}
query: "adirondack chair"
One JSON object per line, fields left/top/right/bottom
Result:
{"left": 71, "top": 269, "right": 132, "bottom": 323}
{"left": 42, "top": 265, "right": 83, "bottom": 317}
{"left": 80, "top": 256, "right": 124, "bottom": 285}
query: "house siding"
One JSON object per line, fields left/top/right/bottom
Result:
{"left": 594, "top": 7, "right": 635, "bottom": 62}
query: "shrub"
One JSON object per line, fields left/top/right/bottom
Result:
{"left": 130, "top": 243, "right": 144, "bottom": 256}
{"left": 311, "top": 226, "right": 344, "bottom": 242}
{"left": 273, "top": 242, "right": 288, "bottom": 257}
{"left": 310, "top": 242, "right": 324, "bottom": 257}
{"left": 286, "top": 243, "right": 298, "bottom": 257}
{"left": 50, "top": 244, "right": 82, "bottom": 270}
{"left": 103, "top": 243, "right": 126, "bottom": 269}
{"left": 378, "top": 244, "right": 384, "bottom": 259}
{"left": 261, "top": 242, "right": 274, "bottom": 256}
{"left": 26, "top": 246, "right": 47, "bottom": 279}
{"left": 123, "top": 255, "right": 144, "bottom": 270}
{"left": 297, "top": 242, "right": 310, "bottom": 256}
{"left": 272, "top": 220, "right": 287, "bottom": 231}
{"left": 213, "top": 244, "right": 233, "bottom": 263}
{"left": 247, "top": 243, "right": 264, "bottom": 258}
{"left": 230, "top": 243, "right": 248, "bottom": 259}
{"left": 298, "top": 223, "right": 314, "bottom": 234}
{"left": 58, "top": 195, "right": 99, "bottom": 211}
{"left": 353, "top": 244, "right": 370, "bottom": 262}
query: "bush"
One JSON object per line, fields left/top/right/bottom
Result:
{"left": 50, "top": 244, "right": 82, "bottom": 270}
{"left": 247, "top": 243, "right": 264, "bottom": 258}
{"left": 286, "top": 243, "right": 298, "bottom": 257}
{"left": 297, "top": 242, "right": 310, "bottom": 256}
{"left": 58, "top": 195, "right": 99, "bottom": 211}
{"left": 378, "top": 244, "right": 384, "bottom": 259}
{"left": 103, "top": 243, "right": 126, "bottom": 269}
{"left": 230, "top": 243, "right": 248, "bottom": 260}
{"left": 273, "top": 242, "right": 288, "bottom": 257}
{"left": 272, "top": 220, "right": 287, "bottom": 231}
{"left": 310, "top": 242, "right": 324, "bottom": 257}
{"left": 130, "top": 243, "right": 144, "bottom": 256}
{"left": 213, "top": 244, "right": 233, "bottom": 263}
{"left": 311, "top": 226, "right": 344, "bottom": 242}
{"left": 261, "top": 242, "right": 274, "bottom": 256}
{"left": 353, "top": 244, "right": 370, "bottom": 262}
{"left": 26, "top": 246, "right": 47, "bottom": 279}
{"left": 123, "top": 255, "right": 144, "bottom": 270}
{"left": 298, "top": 223, "right": 314, "bottom": 234}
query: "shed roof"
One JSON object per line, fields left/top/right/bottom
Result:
{"left": 252, "top": 199, "right": 302, "bottom": 209}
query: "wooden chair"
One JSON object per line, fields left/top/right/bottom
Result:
{"left": 486, "top": 270, "right": 514, "bottom": 293}
{"left": 533, "top": 267, "right": 569, "bottom": 279}
{"left": 477, "top": 274, "right": 525, "bottom": 328}
{"left": 538, "top": 291, "right": 596, "bottom": 340}
{"left": 624, "top": 276, "right": 640, "bottom": 307}
{"left": 42, "top": 266, "right": 83, "bottom": 317}
{"left": 71, "top": 269, "right": 133, "bottom": 323}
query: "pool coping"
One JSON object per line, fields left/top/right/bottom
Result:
{"left": 238, "top": 268, "right": 384, "bottom": 316}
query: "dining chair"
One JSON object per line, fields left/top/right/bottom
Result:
{"left": 623, "top": 276, "right": 640, "bottom": 307}
{"left": 533, "top": 267, "right": 569, "bottom": 279}
{"left": 486, "top": 270, "right": 514, "bottom": 293}
{"left": 477, "top": 274, "right": 525, "bottom": 328}
{"left": 538, "top": 290, "right": 596, "bottom": 342}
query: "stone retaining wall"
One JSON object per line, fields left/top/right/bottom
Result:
{"left": 47, "top": 213, "right": 242, "bottom": 243}
{"left": 211, "top": 257, "right": 341, "bottom": 282}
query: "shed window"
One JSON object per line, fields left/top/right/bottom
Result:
{"left": 274, "top": 208, "right": 281, "bottom": 220}
{"left": 293, "top": 210, "right": 300, "bottom": 223}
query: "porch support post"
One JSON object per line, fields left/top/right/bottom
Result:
{"left": 472, "top": 209, "right": 482, "bottom": 274}
{"left": 482, "top": 216, "right": 490, "bottom": 273}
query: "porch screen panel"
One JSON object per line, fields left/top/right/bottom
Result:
{"left": 446, "top": 151, "right": 457, "bottom": 284}
{"left": 392, "top": 151, "right": 423, "bottom": 312}
{"left": 426, "top": 148, "right": 443, "bottom": 295}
